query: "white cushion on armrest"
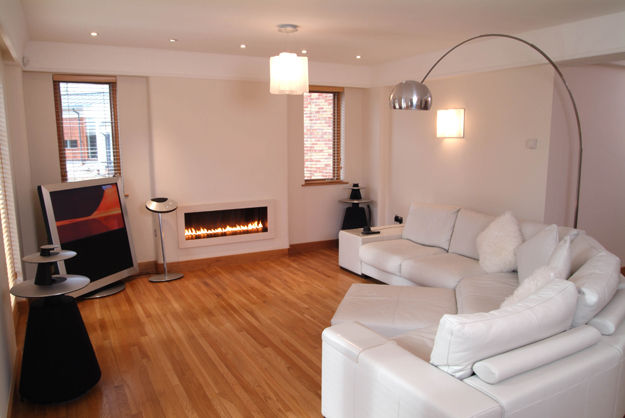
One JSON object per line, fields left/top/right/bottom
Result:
{"left": 430, "top": 279, "right": 578, "bottom": 379}
{"left": 588, "top": 289, "right": 625, "bottom": 335}
{"left": 570, "top": 251, "right": 620, "bottom": 326}
{"left": 472, "top": 325, "right": 601, "bottom": 384}
{"left": 401, "top": 202, "right": 460, "bottom": 250}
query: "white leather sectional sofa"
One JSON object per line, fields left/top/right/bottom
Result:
{"left": 324, "top": 203, "right": 625, "bottom": 418}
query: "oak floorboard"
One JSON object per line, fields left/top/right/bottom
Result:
{"left": 11, "top": 248, "right": 367, "bottom": 417}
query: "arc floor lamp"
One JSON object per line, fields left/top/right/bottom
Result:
{"left": 389, "top": 34, "right": 583, "bottom": 228}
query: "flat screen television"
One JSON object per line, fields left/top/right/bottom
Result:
{"left": 38, "top": 177, "right": 138, "bottom": 297}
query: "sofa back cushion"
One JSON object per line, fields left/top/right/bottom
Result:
{"left": 430, "top": 279, "right": 578, "bottom": 379}
{"left": 448, "top": 209, "right": 494, "bottom": 260}
{"left": 401, "top": 202, "right": 460, "bottom": 250}
{"left": 570, "top": 251, "right": 620, "bottom": 327}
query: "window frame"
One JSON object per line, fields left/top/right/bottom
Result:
{"left": 302, "top": 85, "right": 347, "bottom": 186}
{"left": 52, "top": 74, "right": 121, "bottom": 182}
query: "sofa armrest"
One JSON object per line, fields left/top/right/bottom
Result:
{"left": 355, "top": 342, "right": 502, "bottom": 418}
{"left": 465, "top": 341, "right": 621, "bottom": 418}
{"left": 322, "top": 322, "right": 389, "bottom": 418}
{"left": 338, "top": 225, "right": 404, "bottom": 274}
{"left": 473, "top": 325, "right": 601, "bottom": 383}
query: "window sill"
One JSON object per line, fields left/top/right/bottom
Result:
{"left": 302, "top": 180, "right": 348, "bottom": 187}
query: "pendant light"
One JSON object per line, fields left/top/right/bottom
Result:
{"left": 270, "top": 24, "right": 309, "bottom": 95}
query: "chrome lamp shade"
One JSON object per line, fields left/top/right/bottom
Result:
{"left": 389, "top": 80, "right": 432, "bottom": 110}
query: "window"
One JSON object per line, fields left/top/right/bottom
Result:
{"left": 53, "top": 75, "right": 121, "bottom": 182}
{"left": 0, "top": 70, "right": 23, "bottom": 306}
{"left": 303, "top": 86, "right": 344, "bottom": 184}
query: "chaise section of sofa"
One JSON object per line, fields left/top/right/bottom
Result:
{"left": 328, "top": 202, "right": 625, "bottom": 418}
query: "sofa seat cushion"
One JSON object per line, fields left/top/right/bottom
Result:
{"left": 401, "top": 253, "right": 485, "bottom": 289}
{"left": 359, "top": 239, "right": 444, "bottom": 276}
{"left": 331, "top": 284, "right": 456, "bottom": 338}
{"left": 456, "top": 273, "right": 518, "bottom": 314}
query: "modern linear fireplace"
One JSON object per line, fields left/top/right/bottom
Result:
{"left": 177, "top": 200, "right": 275, "bottom": 248}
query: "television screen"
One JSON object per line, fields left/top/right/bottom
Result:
{"left": 38, "top": 177, "right": 138, "bottom": 297}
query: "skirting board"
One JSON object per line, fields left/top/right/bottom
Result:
{"left": 288, "top": 239, "right": 338, "bottom": 255}
{"left": 138, "top": 240, "right": 338, "bottom": 274}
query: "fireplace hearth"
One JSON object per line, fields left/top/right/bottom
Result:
{"left": 178, "top": 200, "right": 275, "bottom": 248}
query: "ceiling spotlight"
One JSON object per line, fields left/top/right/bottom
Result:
{"left": 90, "top": 32, "right": 99, "bottom": 37}
{"left": 240, "top": 44, "right": 247, "bottom": 49}
{"left": 169, "top": 38, "right": 178, "bottom": 43}
{"left": 356, "top": 55, "right": 361, "bottom": 59}
{"left": 301, "top": 49, "right": 307, "bottom": 54}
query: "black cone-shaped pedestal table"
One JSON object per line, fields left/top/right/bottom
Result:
{"left": 10, "top": 245, "right": 101, "bottom": 403}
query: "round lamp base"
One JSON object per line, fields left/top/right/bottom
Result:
{"left": 149, "top": 273, "right": 184, "bottom": 283}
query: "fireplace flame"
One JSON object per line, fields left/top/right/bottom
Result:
{"left": 185, "top": 221, "right": 264, "bottom": 240}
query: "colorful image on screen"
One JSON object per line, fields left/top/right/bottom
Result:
{"left": 51, "top": 184, "right": 125, "bottom": 244}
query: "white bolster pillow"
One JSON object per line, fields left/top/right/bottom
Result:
{"left": 589, "top": 289, "right": 625, "bottom": 335}
{"left": 472, "top": 325, "right": 601, "bottom": 384}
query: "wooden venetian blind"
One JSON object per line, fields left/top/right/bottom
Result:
{"left": 304, "top": 86, "right": 344, "bottom": 183}
{"left": 53, "top": 75, "right": 121, "bottom": 182}
{"left": 0, "top": 70, "right": 23, "bottom": 305}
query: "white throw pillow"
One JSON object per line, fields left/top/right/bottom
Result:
{"left": 548, "top": 231, "right": 578, "bottom": 280}
{"left": 500, "top": 266, "right": 556, "bottom": 308}
{"left": 430, "top": 279, "right": 578, "bottom": 379}
{"left": 515, "top": 224, "right": 559, "bottom": 282}
{"left": 401, "top": 202, "right": 460, "bottom": 250}
{"left": 476, "top": 211, "right": 523, "bottom": 273}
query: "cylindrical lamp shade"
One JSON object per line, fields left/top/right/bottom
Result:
{"left": 270, "top": 52, "right": 309, "bottom": 95}
{"left": 389, "top": 80, "right": 432, "bottom": 110}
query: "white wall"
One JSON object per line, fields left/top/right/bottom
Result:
{"left": 362, "top": 86, "right": 392, "bottom": 226}
{"left": 148, "top": 77, "right": 289, "bottom": 261}
{"left": 387, "top": 65, "right": 555, "bottom": 222}
{"left": 21, "top": 73, "right": 157, "bottom": 264}
{"left": 116, "top": 76, "right": 156, "bottom": 262}
{"left": 546, "top": 64, "right": 625, "bottom": 262}
{"left": 287, "top": 88, "right": 366, "bottom": 244}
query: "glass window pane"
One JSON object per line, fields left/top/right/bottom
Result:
{"left": 58, "top": 82, "right": 117, "bottom": 182}
{"left": 304, "top": 92, "right": 335, "bottom": 180}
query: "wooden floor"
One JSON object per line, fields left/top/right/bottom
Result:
{"left": 11, "top": 248, "right": 367, "bottom": 418}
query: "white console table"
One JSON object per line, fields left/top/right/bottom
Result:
{"left": 338, "top": 225, "right": 404, "bottom": 275}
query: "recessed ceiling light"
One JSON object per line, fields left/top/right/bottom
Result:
{"left": 356, "top": 55, "right": 361, "bottom": 59}
{"left": 169, "top": 38, "right": 178, "bottom": 43}
{"left": 301, "top": 49, "right": 307, "bottom": 54}
{"left": 240, "top": 44, "right": 246, "bottom": 49}
{"left": 90, "top": 32, "right": 99, "bottom": 37}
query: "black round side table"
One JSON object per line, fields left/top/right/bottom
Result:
{"left": 10, "top": 245, "right": 101, "bottom": 403}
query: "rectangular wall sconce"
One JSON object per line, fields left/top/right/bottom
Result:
{"left": 437, "top": 109, "right": 465, "bottom": 138}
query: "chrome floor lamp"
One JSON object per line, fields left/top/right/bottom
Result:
{"left": 389, "top": 34, "right": 583, "bottom": 228}
{"left": 146, "top": 197, "right": 184, "bottom": 282}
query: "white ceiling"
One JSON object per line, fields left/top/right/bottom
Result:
{"left": 20, "top": 0, "right": 625, "bottom": 65}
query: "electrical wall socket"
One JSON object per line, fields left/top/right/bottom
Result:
{"left": 525, "top": 138, "right": 538, "bottom": 149}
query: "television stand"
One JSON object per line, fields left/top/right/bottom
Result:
{"left": 81, "top": 280, "right": 126, "bottom": 299}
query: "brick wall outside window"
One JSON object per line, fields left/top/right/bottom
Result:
{"left": 304, "top": 92, "right": 335, "bottom": 180}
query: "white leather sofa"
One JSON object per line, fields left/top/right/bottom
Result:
{"left": 324, "top": 203, "right": 625, "bottom": 418}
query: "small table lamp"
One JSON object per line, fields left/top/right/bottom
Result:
{"left": 146, "top": 197, "right": 183, "bottom": 283}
